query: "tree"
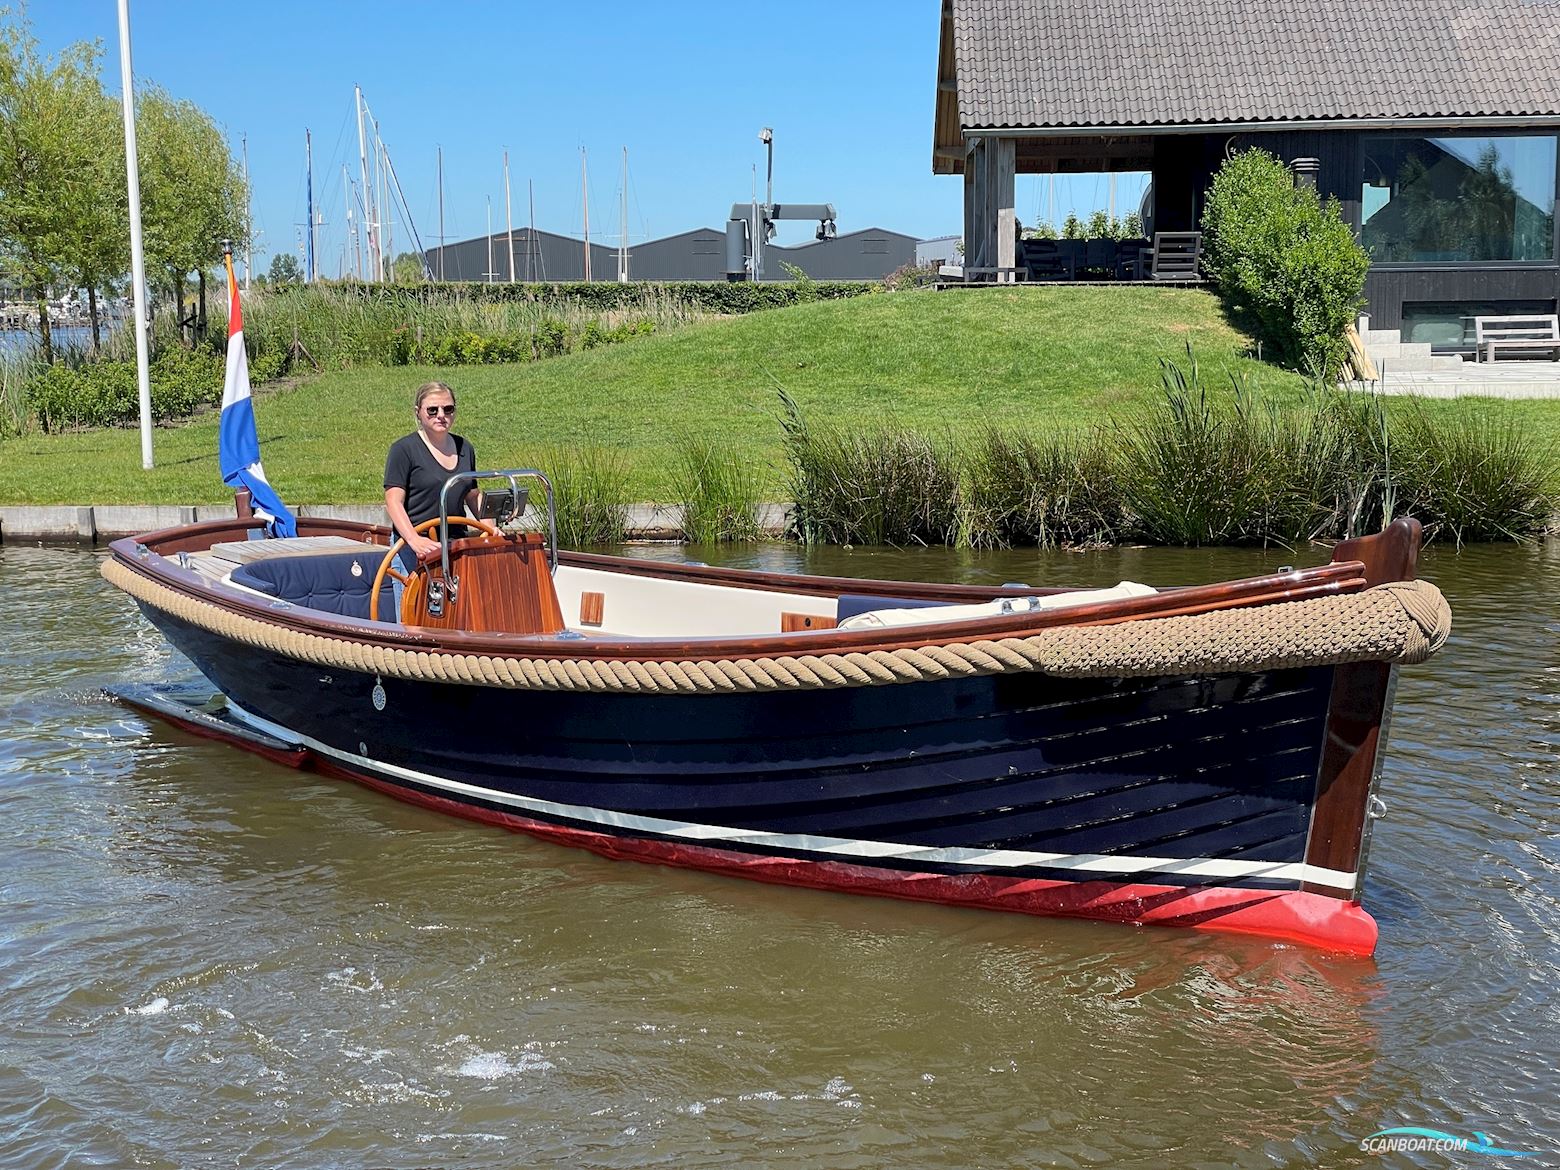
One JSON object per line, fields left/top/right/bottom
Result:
{"left": 268, "top": 251, "right": 301, "bottom": 285}
{"left": 0, "top": 20, "right": 111, "bottom": 363}
{"left": 136, "top": 86, "right": 248, "bottom": 340}
{"left": 52, "top": 55, "right": 127, "bottom": 350}
{"left": 389, "top": 251, "right": 425, "bottom": 284}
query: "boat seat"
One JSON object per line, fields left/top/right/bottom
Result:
{"left": 229, "top": 551, "right": 396, "bottom": 620}
{"left": 836, "top": 594, "right": 951, "bottom": 623}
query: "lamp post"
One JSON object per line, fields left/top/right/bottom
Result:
{"left": 755, "top": 127, "right": 773, "bottom": 282}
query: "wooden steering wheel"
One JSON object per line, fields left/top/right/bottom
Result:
{"left": 369, "top": 516, "right": 497, "bottom": 622}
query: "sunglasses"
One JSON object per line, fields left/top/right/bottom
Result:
{"left": 423, "top": 404, "right": 456, "bottom": 418}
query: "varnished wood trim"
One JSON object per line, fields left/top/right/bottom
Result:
{"left": 580, "top": 592, "right": 605, "bottom": 627}
{"left": 1305, "top": 519, "right": 1423, "bottom": 895}
{"left": 780, "top": 611, "right": 837, "bottom": 632}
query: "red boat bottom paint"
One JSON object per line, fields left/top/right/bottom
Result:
{"left": 320, "top": 760, "right": 1380, "bottom": 957}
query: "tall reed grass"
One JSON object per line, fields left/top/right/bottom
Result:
{"left": 963, "top": 427, "right": 1123, "bottom": 548}
{"left": 671, "top": 438, "right": 766, "bottom": 543}
{"left": 531, "top": 447, "right": 634, "bottom": 548}
{"left": 240, "top": 284, "right": 709, "bottom": 370}
{"left": 780, "top": 391, "right": 960, "bottom": 545}
{"left": 777, "top": 358, "right": 1559, "bottom": 548}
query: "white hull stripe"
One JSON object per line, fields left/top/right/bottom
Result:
{"left": 230, "top": 705, "right": 1359, "bottom": 892}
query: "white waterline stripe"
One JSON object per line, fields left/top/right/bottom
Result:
{"left": 229, "top": 704, "right": 1358, "bottom": 891}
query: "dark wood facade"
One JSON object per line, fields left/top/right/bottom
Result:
{"left": 1148, "top": 128, "right": 1560, "bottom": 332}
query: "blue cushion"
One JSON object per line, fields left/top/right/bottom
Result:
{"left": 231, "top": 552, "right": 395, "bottom": 619}
{"left": 835, "top": 594, "right": 952, "bottom": 623}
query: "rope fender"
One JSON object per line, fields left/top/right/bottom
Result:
{"left": 102, "top": 558, "right": 1451, "bottom": 695}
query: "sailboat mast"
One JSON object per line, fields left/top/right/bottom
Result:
{"left": 379, "top": 129, "right": 392, "bottom": 277}
{"left": 581, "top": 147, "right": 592, "bottom": 282}
{"left": 486, "top": 197, "right": 494, "bottom": 283}
{"left": 504, "top": 150, "right": 515, "bottom": 283}
{"left": 436, "top": 146, "right": 445, "bottom": 281}
{"left": 241, "top": 133, "right": 252, "bottom": 292}
{"left": 304, "top": 129, "right": 315, "bottom": 283}
{"left": 354, "top": 86, "right": 374, "bottom": 281}
{"left": 618, "top": 146, "right": 628, "bottom": 283}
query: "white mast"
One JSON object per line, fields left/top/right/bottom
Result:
{"left": 241, "top": 133, "right": 252, "bottom": 292}
{"left": 436, "top": 145, "right": 445, "bottom": 281}
{"left": 485, "top": 197, "right": 495, "bottom": 283}
{"left": 504, "top": 150, "right": 515, "bottom": 283}
{"left": 581, "top": 147, "right": 592, "bottom": 282}
{"left": 377, "top": 127, "right": 391, "bottom": 277}
{"left": 117, "top": 0, "right": 153, "bottom": 469}
{"left": 354, "top": 86, "right": 373, "bottom": 280}
{"left": 618, "top": 146, "right": 628, "bottom": 283}
{"left": 528, "top": 178, "right": 538, "bottom": 281}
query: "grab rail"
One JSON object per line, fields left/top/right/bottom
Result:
{"left": 436, "top": 468, "right": 559, "bottom": 586}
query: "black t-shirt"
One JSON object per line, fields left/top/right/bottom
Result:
{"left": 384, "top": 432, "right": 477, "bottom": 527}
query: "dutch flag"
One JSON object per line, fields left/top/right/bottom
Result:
{"left": 218, "top": 253, "right": 296, "bottom": 537}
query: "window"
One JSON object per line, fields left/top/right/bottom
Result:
{"left": 1360, "top": 134, "right": 1557, "bottom": 263}
{"left": 1401, "top": 299, "right": 1557, "bottom": 349}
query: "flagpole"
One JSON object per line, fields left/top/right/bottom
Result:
{"left": 116, "top": 0, "right": 153, "bottom": 470}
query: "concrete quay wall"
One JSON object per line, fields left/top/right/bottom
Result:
{"left": 0, "top": 503, "right": 785, "bottom": 544}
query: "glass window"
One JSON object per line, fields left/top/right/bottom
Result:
{"left": 1401, "top": 299, "right": 1558, "bottom": 349}
{"left": 1361, "top": 135, "right": 1557, "bottom": 262}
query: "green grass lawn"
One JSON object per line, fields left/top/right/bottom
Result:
{"left": 3, "top": 286, "right": 1557, "bottom": 504}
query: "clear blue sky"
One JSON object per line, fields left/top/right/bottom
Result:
{"left": 26, "top": 1, "right": 1145, "bottom": 275}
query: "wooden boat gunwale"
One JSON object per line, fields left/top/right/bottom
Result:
{"left": 108, "top": 516, "right": 1373, "bottom": 661}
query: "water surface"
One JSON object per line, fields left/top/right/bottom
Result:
{"left": 0, "top": 541, "right": 1555, "bottom": 1168}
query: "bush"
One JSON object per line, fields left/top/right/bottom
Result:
{"left": 26, "top": 361, "right": 137, "bottom": 430}
{"left": 148, "top": 348, "right": 224, "bottom": 420}
{"left": 1201, "top": 149, "right": 1369, "bottom": 377}
{"left": 25, "top": 347, "right": 226, "bottom": 431}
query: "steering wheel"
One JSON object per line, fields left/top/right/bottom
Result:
{"left": 369, "top": 516, "right": 498, "bottom": 622}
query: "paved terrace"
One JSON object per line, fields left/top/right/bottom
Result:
{"left": 1346, "top": 360, "right": 1560, "bottom": 399}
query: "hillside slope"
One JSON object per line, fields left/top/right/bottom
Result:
{"left": 3, "top": 286, "right": 1547, "bottom": 504}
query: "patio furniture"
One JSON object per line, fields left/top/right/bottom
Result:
{"left": 1473, "top": 314, "right": 1560, "bottom": 362}
{"left": 1082, "top": 238, "right": 1118, "bottom": 277}
{"left": 1146, "top": 232, "right": 1203, "bottom": 281}
{"left": 1020, "top": 239, "right": 1074, "bottom": 281}
{"left": 1116, "top": 237, "right": 1150, "bottom": 279}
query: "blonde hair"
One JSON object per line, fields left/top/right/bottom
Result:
{"left": 413, "top": 380, "right": 456, "bottom": 410}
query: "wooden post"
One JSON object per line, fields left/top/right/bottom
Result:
{"left": 969, "top": 138, "right": 988, "bottom": 271}
{"left": 994, "top": 138, "right": 1016, "bottom": 282}
{"left": 962, "top": 142, "right": 977, "bottom": 272}
{"left": 235, "top": 487, "right": 254, "bottom": 520}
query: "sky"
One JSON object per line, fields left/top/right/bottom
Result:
{"left": 25, "top": 1, "right": 1146, "bottom": 276}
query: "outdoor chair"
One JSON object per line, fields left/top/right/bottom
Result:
{"left": 1115, "top": 238, "right": 1150, "bottom": 279}
{"left": 1147, "top": 232, "right": 1203, "bottom": 281}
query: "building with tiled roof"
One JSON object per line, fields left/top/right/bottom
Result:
{"left": 936, "top": 0, "right": 1560, "bottom": 345}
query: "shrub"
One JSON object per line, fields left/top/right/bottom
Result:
{"left": 881, "top": 261, "right": 941, "bottom": 291}
{"left": 148, "top": 348, "right": 224, "bottom": 420}
{"left": 1201, "top": 148, "right": 1369, "bottom": 377}
{"left": 26, "top": 361, "right": 137, "bottom": 430}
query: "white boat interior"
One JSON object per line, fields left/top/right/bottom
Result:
{"left": 177, "top": 535, "right": 1157, "bottom": 640}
